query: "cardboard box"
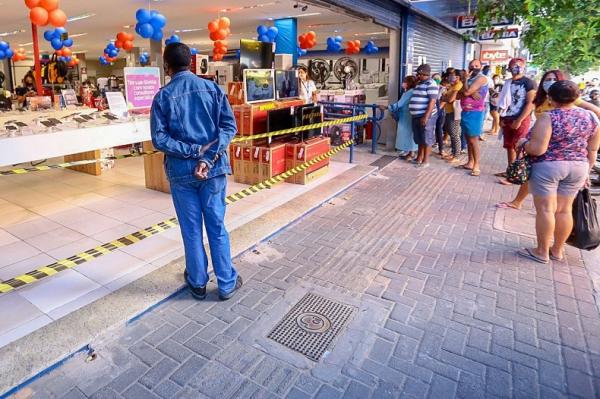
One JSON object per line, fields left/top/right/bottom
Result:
{"left": 240, "top": 144, "right": 252, "bottom": 184}
{"left": 259, "top": 143, "right": 287, "bottom": 181}
{"left": 227, "top": 82, "right": 244, "bottom": 106}
{"left": 284, "top": 142, "right": 297, "bottom": 183}
{"left": 250, "top": 145, "right": 261, "bottom": 184}
{"left": 232, "top": 103, "right": 276, "bottom": 136}
{"left": 296, "top": 164, "right": 330, "bottom": 185}
{"left": 231, "top": 144, "right": 244, "bottom": 183}
{"left": 290, "top": 137, "right": 331, "bottom": 184}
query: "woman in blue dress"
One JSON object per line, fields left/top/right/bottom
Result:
{"left": 386, "top": 76, "right": 418, "bottom": 159}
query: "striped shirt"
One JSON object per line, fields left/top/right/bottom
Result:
{"left": 409, "top": 79, "right": 439, "bottom": 117}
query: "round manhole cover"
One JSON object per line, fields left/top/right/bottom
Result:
{"left": 296, "top": 312, "right": 332, "bottom": 333}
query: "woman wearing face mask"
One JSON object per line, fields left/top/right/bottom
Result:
{"left": 15, "top": 71, "right": 38, "bottom": 108}
{"left": 382, "top": 75, "right": 418, "bottom": 159}
{"left": 489, "top": 75, "right": 503, "bottom": 135}
{"left": 496, "top": 70, "right": 600, "bottom": 210}
{"left": 441, "top": 68, "right": 463, "bottom": 162}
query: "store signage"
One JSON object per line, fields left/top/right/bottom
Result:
{"left": 61, "top": 89, "right": 78, "bottom": 106}
{"left": 456, "top": 15, "right": 515, "bottom": 29}
{"left": 478, "top": 28, "right": 519, "bottom": 41}
{"left": 480, "top": 50, "right": 510, "bottom": 62}
{"left": 123, "top": 67, "right": 161, "bottom": 110}
{"left": 105, "top": 92, "right": 129, "bottom": 119}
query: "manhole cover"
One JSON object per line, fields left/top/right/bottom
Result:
{"left": 267, "top": 293, "right": 356, "bottom": 361}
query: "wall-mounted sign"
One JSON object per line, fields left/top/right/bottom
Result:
{"left": 456, "top": 15, "right": 515, "bottom": 30}
{"left": 479, "top": 28, "right": 519, "bottom": 41}
{"left": 480, "top": 49, "right": 510, "bottom": 62}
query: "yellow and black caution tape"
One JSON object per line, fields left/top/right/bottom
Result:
{"left": 230, "top": 114, "right": 367, "bottom": 143}
{"left": 0, "top": 140, "right": 354, "bottom": 294}
{"left": 0, "top": 115, "right": 366, "bottom": 177}
{"left": 0, "top": 151, "right": 160, "bottom": 177}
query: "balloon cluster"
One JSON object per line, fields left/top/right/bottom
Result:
{"left": 297, "top": 46, "right": 307, "bottom": 57}
{"left": 256, "top": 25, "right": 278, "bottom": 43}
{"left": 139, "top": 52, "right": 150, "bottom": 65}
{"left": 0, "top": 41, "right": 14, "bottom": 60}
{"left": 326, "top": 36, "right": 343, "bottom": 52}
{"left": 99, "top": 42, "right": 119, "bottom": 66}
{"left": 298, "top": 31, "right": 317, "bottom": 50}
{"left": 208, "top": 17, "right": 231, "bottom": 61}
{"left": 135, "top": 9, "right": 167, "bottom": 42}
{"left": 207, "top": 17, "right": 231, "bottom": 41}
{"left": 165, "top": 34, "right": 180, "bottom": 46}
{"left": 12, "top": 48, "right": 27, "bottom": 62}
{"left": 43, "top": 27, "right": 72, "bottom": 51}
{"left": 364, "top": 40, "right": 379, "bottom": 55}
{"left": 345, "top": 40, "right": 361, "bottom": 55}
{"left": 56, "top": 48, "right": 79, "bottom": 66}
{"left": 26, "top": 0, "right": 67, "bottom": 27}
{"left": 115, "top": 31, "right": 135, "bottom": 52}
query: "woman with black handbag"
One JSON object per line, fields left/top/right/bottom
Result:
{"left": 516, "top": 81, "right": 600, "bottom": 264}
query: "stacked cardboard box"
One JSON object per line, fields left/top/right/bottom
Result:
{"left": 227, "top": 82, "right": 244, "bottom": 106}
{"left": 285, "top": 137, "right": 331, "bottom": 185}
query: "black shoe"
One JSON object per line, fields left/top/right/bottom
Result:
{"left": 219, "top": 276, "right": 243, "bottom": 301}
{"left": 184, "top": 270, "right": 206, "bottom": 300}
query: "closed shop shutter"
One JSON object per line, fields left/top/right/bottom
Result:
{"left": 306, "top": 0, "right": 402, "bottom": 28}
{"left": 407, "top": 14, "right": 465, "bottom": 73}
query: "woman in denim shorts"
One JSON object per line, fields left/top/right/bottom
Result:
{"left": 517, "top": 80, "right": 600, "bottom": 264}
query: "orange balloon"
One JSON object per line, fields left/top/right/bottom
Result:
{"left": 307, "top": 31, "right": 316, "bottom": 40}
{"left": 62, "top": 47, "right": 72, "bottom": 56}
{"left": 55, "top": 48, "right": 63, "bottom": 56}
{"left": 24, "top": 0, "right": 41, "bottom": 9}
{"left": 226, "top": 28, "right": 231, "bottom": 36}
{"left": 123, "top": 40, "right": 134, "bottom": 51}
{"left": 30, "top": 7, "right": 49, "bottom": 26}
{"left": 215, "top": 40, "right": 226, "bottom": 48}
{"left": 48, "top": 8, "right": 67, "bottom": 27}
{"left": 208, "top": 20, "right": 219, "bottom": 33}
{"left": 354, "top": 40, "right": 361, "bottom": 47}
{"left": 117, "top": 32, "right": 127, "bottom": 42}
{"left": 209, "top": 31, "right": 218, "bottom": 41}
{"left": 216, "top": 28, "right": 228, "bottom": 41}
{"left": 218, "top": 17, "right": 230, "bottom": 29}
{"left": 40, "top": 0, "right": 58, "bottom": 11}
{"left": 126, "top": 33, "right": 135, "bottom": 41}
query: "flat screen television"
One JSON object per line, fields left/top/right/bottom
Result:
{"left": 275, "top": 70, "right": 299, "bottom": 100}
{"left": 239, "top": 39, "right": 274, "bottom": 79}
{"left": 243, "top": 69, "right": 275, "bottom": 104}
{"left": 267, "top": 107, "right": 295, "bottom": 134}
{"left": 294, "top": 104, "right": 323, "bottom": 140}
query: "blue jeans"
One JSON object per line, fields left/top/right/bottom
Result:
{"left": 170, "top": 174, "right": 238, "bottom": 294}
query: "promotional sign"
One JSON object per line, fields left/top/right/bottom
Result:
{"left": 480, "top": 49, "right": 510, "bottom": 62}
{"left": 123, "top": 67, "right": 161, "bottom": 110}
{"left": 456, "top": 15, "right": 515, "bottom": 29}
{"left": 478, "top": 28, "right": 519, "bottom": 41}
{"left": 61, "top": 89, "right": 79, "bottom": 106}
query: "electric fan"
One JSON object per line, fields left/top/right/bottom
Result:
{"left": 307, "top": 59, "right": 332, "bottom": 89}
{"left": 334, "top": 57, "right": 359, "bottom": 89}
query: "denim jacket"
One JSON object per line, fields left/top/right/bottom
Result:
{"left": 150, "top": 71, "right": 237, "bottom": 184}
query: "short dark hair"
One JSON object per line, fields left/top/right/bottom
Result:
{"left": 548, "top": 80, "right": 580, "bottom": 105}
{"left": 403, "top": 75, "right": 418, "bottom": 90}
{"left": 163, "top": 43, "right": 191, "bottom": 72}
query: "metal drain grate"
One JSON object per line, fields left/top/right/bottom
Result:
{"left": 267, "top": 293, "right": 356, "bottom": 361}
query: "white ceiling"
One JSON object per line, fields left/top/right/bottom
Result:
{"left": 0, "top": 0, "right": 388, "bottom": 57}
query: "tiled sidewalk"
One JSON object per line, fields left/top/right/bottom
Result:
{"left": 10, "top": 140, "right": 600, "bottom": 399}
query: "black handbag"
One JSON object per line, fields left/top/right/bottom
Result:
{"left": 568, "top": 188, "right": 600, "bottom": 250}
{"left": 506, "top": 149, "right": 531, "bottom": 185}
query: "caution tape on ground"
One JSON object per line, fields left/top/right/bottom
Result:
{"left": 0, "top": 140, "right": 354, "bottom": 294}
{"left": 0, "top": 114, "right": 367, "bottom": 177}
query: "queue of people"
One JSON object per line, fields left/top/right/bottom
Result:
{"left": 384, "top": 59, "right": 600, "bottom": 265}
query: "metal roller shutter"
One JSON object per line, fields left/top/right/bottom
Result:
{"left": 306, "top": 0, "right": 402, "bottom": 28}
{"left": 408, "top": 14, "right": 465, "bottom": 73}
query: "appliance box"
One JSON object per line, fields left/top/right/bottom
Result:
{"left": 231, "top": 144, "right": 244, "bottom": 183}
{"left": 227, "top": 82, "right": 245, "bottom": 106}
{"left": 296, "top": 164, "right": 330, "bottom": 185}
{"left": 250, "top": 146, "right": 261, "bottom": 184}
{"left": 292, "top": 137, "right": 331, "bottom": 184}
{"left": 259, "top": 143, "right": 287, "bottom": 181}
{"left": 233, "top": 103, "right": 274, "bottom": 136}
{"left": 240, "top": 144, "right": 252, "bottom": 184}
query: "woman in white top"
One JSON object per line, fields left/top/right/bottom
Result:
{"left": 298, "top": 66, "right": 317, "bottom": 104}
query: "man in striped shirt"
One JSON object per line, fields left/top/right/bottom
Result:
{"left": 409, "top": 64, "right": 439, "bottom": 168}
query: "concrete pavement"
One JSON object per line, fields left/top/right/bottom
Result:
{"left": 9, "top": 140, "right": 600, "bottom": 399}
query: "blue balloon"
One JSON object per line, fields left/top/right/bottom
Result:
{"left": 107, "top": 43, "right": 117, "bottom": 50}
{"left": 51, "top": 38, "right": 63, "bottom": 50}
{"left": 151, "top": 13, "right": 167, "bottom": 29}
{"left": 0, "top": 50, "right": 5, "bottom": 60}
{"left": 191, "top": 48, "right": 198, "bottom": 55}
{"left": 136, "top": 9, "right": 152, "bottom": 23}
{"left": 5, "top": 48, "right": 13, "bottom": 58}
{"left": 257, "top": 25, "right": 268, "bottom": 35}
{"left": 335, "top": 35, "right": 343, "bottom": 43}
{"left": 170, "top": 34, "right": 180, "bottom": 43}
{"left": 258, "top": 34, "right": 269, "bottom": 42}
{"left": 43, "top": 30, "right": 55, "bottom": 41}
{"left": 135, "top": 23, "right": 142, "bottom": 35}
{"left": 138, "top": 23, "right": 154, "bottom": 39}
{"left": 0, "top": 41, "right": 8, "bottom": 50}
{"left": 267, "top": 26, "right": 278, "bottom": 39}
{"left": 111, "top": 49, "right": 119, "bottom": 57}
{"left": 63, "top": 38, "right": 73, "bottom": 47}
{"left": 150, "top": 10, "right": 158, "bottom": 17}
{"left": 151, "top": 29, "right": 163, "bottom": 42}
{"left": 55, "top": 27, "right": 67, "bottom": 35}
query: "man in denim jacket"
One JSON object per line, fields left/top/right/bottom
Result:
{"left": 151, "top": 43, "right": 241, "bottom": 300}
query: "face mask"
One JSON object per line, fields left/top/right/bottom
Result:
{"left": 469, "top": 68, "right": 481, "bottom": 75}
{"left": 543, "top": 80, "right": 556, "bottom": 93}
{"left": 449, "top": 76, "right": 457, "bottom": 83}
{"left": 434, "top": 78, "right": 441, "bottom": 84}
{"left": 511, "top": 66, "right": 522, "bottom": 75}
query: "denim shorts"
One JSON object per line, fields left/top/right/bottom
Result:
{"left": 529, "top": 161, "right": 589, "bottom": 197}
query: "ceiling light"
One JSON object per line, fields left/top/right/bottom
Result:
{"left": 69, "top": 33, "right": 88, "bottom": 38}
{"left": 288, "top": 12, "right": 321, "bottom": 18}
{"left": 174, "top": 28, "right": 205, "bottom": 33}
{"left": 220, "top": 1, "right": 280, "bottom": 13}
{"left": 19, "top": 42, "right": 33, "bottom": 47}
{"left": 0, "top": 29, "right": 26, "bottom": 37}
{"left": 67, "top": 13, "right": 96, "bottom": 23}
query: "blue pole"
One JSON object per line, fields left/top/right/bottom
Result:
{"left": 370, "top": 104, "right": 377, "bottom": 155}
{"left": 350, "top": 107, "right": 355, "bottom": 164}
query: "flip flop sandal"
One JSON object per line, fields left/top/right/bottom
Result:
{"left": 550, "top": 251, "right": 565, "bottom": 262}
{"left": 470, "top": 170, "right": 481, "bottom": 177}
{"left": 496, "top": 202, "right": 520, "bottom": 210}
{"left": 498, "top": 179, "right": 513, "bottom": 186}
{"left": 457, "top": 164, "right": 473, "bottom": 170}
{"left": 517, "top": 248, "right": 549, "bottom": 264}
